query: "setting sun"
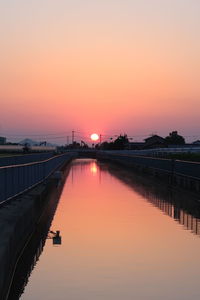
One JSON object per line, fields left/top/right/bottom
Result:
{"left": 90, "top": 133, "right": 99, "bottom": 141}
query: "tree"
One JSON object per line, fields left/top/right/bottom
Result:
{"left": 23, "top": 143, "right": 30, "bottom": 153}
{"left": 67, "top": 141, "right": 81, "bottom": 149}
{"left": 165, "top": 131, "right": 185, "bottom": 145}
{"left": 81, "top": 141, "right": 89, "bottom": 149}
{"left": 113, "top": 134, "right": 129, "bottom": 150}
{"left": 99, "top": 134, "right": 129, "bottom": 150}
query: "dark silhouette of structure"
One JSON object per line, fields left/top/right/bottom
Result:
{"left": 144, "top": 135, "right": 166, "bottom": 148}
{"left": 0, "top": 137, "right": 6, "bottom": 145}
{"left": 165, "top": 131, "right": 185, "bottom": 145}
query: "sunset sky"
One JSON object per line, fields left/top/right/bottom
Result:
{"left": 0, "top": 0, "right": 200, "bottom": 143}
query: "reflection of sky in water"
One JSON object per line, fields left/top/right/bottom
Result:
{"left": 20, "top": 159, "right": 200, "bottom": 300}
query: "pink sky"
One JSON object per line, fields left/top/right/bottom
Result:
{"left": 0, "top": 0, "right": 200, "bottom": 144}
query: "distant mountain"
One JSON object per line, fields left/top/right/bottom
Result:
{"left": 19, "top": 138, "right": 57, "bottom": 147}
{"left": 19, "top": 138, "right": 39, "bottom": 146}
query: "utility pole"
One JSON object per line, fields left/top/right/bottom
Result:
{"left": 72, "top": 130, "right": 75, "bottom": 144}
{"left": 100, "top": 134, "right": 102, "bottom": 144}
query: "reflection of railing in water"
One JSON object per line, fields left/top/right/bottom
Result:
{"left": 144, "top": 191, "right": 200, "bottom": 236}
{"left": 179, "top": 211, "right": 200, "bottom": 235}
{"left": 15, "top": 239, "right": 44, "bottom": 299}
{"left": 8, "top": 227, "right": 47, "bottom": 299}
{"left": 104, "top": 162, "right": 200, "bottom": 238}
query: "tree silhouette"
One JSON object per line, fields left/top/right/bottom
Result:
{"left": 100, "top": 134, "right": 129, "bottom": 150}
{"left": 113, "top": 134, "right": 129, "bottom": 149}
{"left": 165, "top": 131, "right": 185, "bottom": 145}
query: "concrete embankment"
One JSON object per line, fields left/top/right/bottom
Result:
{"left": 97, "top": 151, "right": 200, "bottom": 193}
{"left": 0, "top": 158, "right": 73, "bottom": 300}
{"left": 7, "top": 178, "right": 65, "bottom": 300}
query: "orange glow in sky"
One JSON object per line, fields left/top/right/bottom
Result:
{"left": 0, "top": 0, "right": 200, "bottom": 143}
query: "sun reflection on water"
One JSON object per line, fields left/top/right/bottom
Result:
{"left": 90, "top": 162, "right": 98, "bottom": 174}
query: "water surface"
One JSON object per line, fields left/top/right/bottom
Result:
{"left": 17, "top": 159, "right": 200, "bottom": 299}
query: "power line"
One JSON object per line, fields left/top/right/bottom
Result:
{"left": 4, "top": 129, "right": 200, "bottom": 144}
{"left": 5, "top": 131, "right": 72, "bottom": 137}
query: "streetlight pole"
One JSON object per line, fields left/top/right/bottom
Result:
{"left": 72, "top": 130, "right": 75, "bottom": 144}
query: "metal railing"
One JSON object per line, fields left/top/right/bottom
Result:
{"left": 0, "top": 153, "right": 76, "bottom": 205}
{"left": 98, "top": 151, "right": 200, "bottom": 181}
{"left": 106, "top": 147, "right": 200, "bottom": 157}
{"left": 0, "top": 152, "right": 54, "bottom": 167}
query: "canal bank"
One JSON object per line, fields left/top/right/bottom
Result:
{"left": 0, "top": 157, "right": 73, "bottom": 300}
{"left": 97, "top": 151, "right": 200, "bottom": 194}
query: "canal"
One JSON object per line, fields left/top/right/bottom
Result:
{"left": 8, "top": 159, "right": 200, "bottom": 299}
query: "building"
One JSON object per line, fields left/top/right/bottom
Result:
{"left": 192, "top": 140, "right": 200, "bottom": 145}
{"left": 144, "top": 135, "right": 166, "bottom": 149}
{"left": 125, "top": 142, "right": 145, "bottom": 150}
{"left": 0, "top": 136, "right": 6, "bottom": 145}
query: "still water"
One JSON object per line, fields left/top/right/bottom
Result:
{"left": 13, "top": 159, "right": 200, "bottom": 299}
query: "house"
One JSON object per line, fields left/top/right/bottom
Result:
{"left": 144, "top": 135, "right": 166, "bottom": 149}
{"left": 125, "top": 142, "right": 145, "bottom": 150}
{"left": 192, "top": 140, "right": 200, "bottom": 145}
{"left": 0, "top": 136, "right": 6, "bottom": 145}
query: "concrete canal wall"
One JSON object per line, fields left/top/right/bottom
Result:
{"left": 7, "top": 179, "right": 66, "bottom": 299}
{"left": 97, "top": 151, "right": 200, "bottom": 193}
{"left": 0, "top": 153, "right": 75, "bottom": 300}
{"left": 0, "top": 184, "right": 51, "bottom": 300}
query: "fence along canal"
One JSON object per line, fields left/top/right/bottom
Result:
{"left": 0, "top": 152, "right": 76, "bottom": 205}
{"left": 98, "top": 151, "right": 200, "bottom": 192}
{"left": 1, "top": 150, "right": 200, "bottom": 205}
